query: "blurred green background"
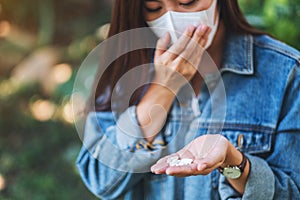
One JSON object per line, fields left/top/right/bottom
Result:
{"left": 0, "top": 0, "right": 299, "bottom": 199}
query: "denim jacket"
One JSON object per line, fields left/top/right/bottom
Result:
{"left": 76, "top": 34, "right": 300, "bottom": 200}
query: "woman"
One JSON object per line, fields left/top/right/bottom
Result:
{"left": 76, "top": 0, "right": 300, "bottom": 199}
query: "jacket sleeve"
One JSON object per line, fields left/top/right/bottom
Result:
{"left": 76, "top": 107, "right": 164, "bottom": 199}
{"left": 219, "top": 64, "right": 300, "bottom": 199}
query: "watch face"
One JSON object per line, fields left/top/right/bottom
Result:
{"left": 223, "top": 167, "right": 242, "bottom": 179}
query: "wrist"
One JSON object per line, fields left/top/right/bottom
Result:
{"left": 219, "top": 143, "right": 250, "bottom": 194}
{"left": 219, "top": 143, "right": 248, "bottom": 180}
{"left": 136, "top": 83, "right": 176, "bottom": 141}
{"left": 221, "top": 143, "right": 243, "bottom": 168}
{"left": 152, "top": 74, "right": 188, "bottom": 94}
{"left": 145, "top": 83, "right": 177, "bottom": 101}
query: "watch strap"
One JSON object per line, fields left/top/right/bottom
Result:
{"left": 218, "top": 150, "right": 247, "bottom": 173}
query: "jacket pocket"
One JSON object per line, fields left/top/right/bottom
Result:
{"left": 220, "top": 123, "right": 275, "bottom": 155}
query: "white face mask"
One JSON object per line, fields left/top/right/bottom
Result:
{"left": 146, "top": 0, "right": 219, "bottom": 49}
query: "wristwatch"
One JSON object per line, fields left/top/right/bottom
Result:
{"left": 218, "top": 151, "right": 248, "bottom": 179}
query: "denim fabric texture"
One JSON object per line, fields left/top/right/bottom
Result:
{"left": 76, "top": 34, "right": 300, "bottom": 200}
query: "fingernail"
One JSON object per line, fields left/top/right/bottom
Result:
{"left": 195, "top": 25, "right": 203, "bottom": 34}
{"left": 200, "top": 25, "right": 207, "bottom": 32}
{"left": 207, "top": 27, "right": 212, "bottom": 33}
{"left": 186, "top": 25, "right": 195, "bottom": 34}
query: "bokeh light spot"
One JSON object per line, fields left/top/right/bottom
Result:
{"left": 0, "top": 174, "right": 6, "bottom": 191}
{"left": 63, "top": 102, "right": 74, "bottom": 124}
{"left": 51, "top": 63, "right": 72, "bottom": 84}
{"left": 30, "top": 100, "right": 56, "bottom": 121}
{"left": 0, "top": 20, "right": 11, "bottom": 37}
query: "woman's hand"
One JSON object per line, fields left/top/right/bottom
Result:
{"left": 151, "top": 134, "right": 240, "bottom": 177}
{"left": 151, "top": 134, "right": 250, "bottom": 194}
{"left": 153, "top": 25, "right": 211, "bottom": 92}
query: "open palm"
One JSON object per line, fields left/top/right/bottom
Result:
{"left": 151, "top": 134, "right": 229, "bottom": 177}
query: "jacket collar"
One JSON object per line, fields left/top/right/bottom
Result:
{"left": 220, "top": 34, "right": 254, "bottom": 75}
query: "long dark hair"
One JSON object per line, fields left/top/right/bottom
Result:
{"left": 88, "top": 0, "right": 265, "bottom": 112}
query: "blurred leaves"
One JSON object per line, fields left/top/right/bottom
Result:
{"left": 0, "top": 0, "right": 110, "bottom": 199}
{"left": 0, "top": 81, "right": 96, "bottom": 198}
{"left": 240, "top": 0, "right": 300, "bottom": 49}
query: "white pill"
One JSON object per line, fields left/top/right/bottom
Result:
{"left": 167, "top": 156, "right": 179, "bottom": 164}
{"left": 176, "top": 158, "right": 193, "bottom": 166}
{"left": 167, "top": 157, "right": 193, "bottom": 167}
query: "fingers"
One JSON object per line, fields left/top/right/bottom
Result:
{"left": 154, "top": 32, "right": 171, "bottom": 58}
{"left": 151, "top": 161, "right": 169, "bottom": 174}
{"left": 152, "top": 24, "right": 212, "bottom": 91}
{"left": 165, "top": 163, "right": 198, "bottom": 176}
{"left": 195, "top": 24, "right": 211, "bottom": 49}
{"left": 151, "top": 147, "right": 225, "bottom": 177}
{"left": 163, "top": 25, "right": 196, "bottom": 60}
{"left": 193, "top": 157, "right": 222, "bottom": 174}
{"left": 175, "top": 25, "right": 211, "bottom": 66}
{"left": 151, "top": 153, "right": 177, "bottom": 174}
{"left": 155, "top": 24, "right": 211, "bottom": 66}
{"left": 152, "top": 157, "right": 220, "bottom": 177}
{"left": 180, "top": 149, "right": 225, "bottom": 176}
{"left": 151, "top": 152, "right": 191, "bottom": 174}
{"left": 151, "top": 135, "right": 229, "bottom": 177}
{"left": 155, "top": 26, "right": 196, "bottom": 66}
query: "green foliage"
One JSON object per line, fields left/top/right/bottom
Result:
{"left": 0, "top": 84, "right": 98, "bottom": 199}
{"left": 240, "top": 0, "right": 300, "bottom": 50}
{"left": 0, "top": 0, "right": 109, "bottom": 199}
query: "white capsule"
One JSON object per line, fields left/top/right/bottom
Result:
{"left": 177, "top": 158, "right": 193, "bottom": 166}
{"left": 168, "top": 157, "right": 193, "bottom": 167}
{"left": 167, "top": 156, "right": 179, "bottom": 164}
